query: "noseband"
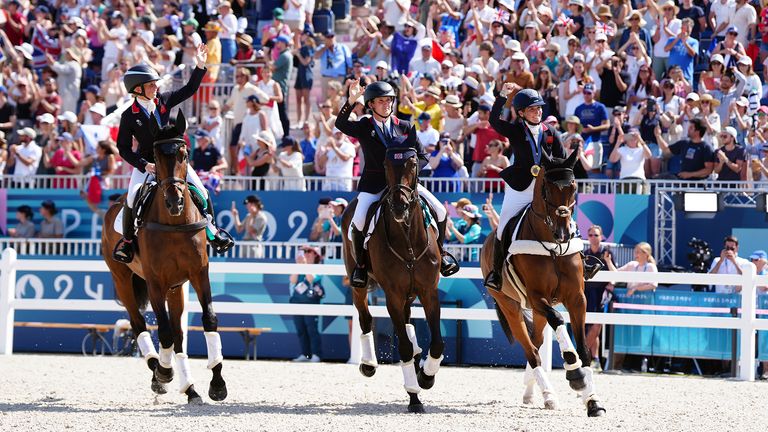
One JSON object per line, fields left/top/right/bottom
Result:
{"left": 529, "top": 167, "right": 576, "bottom": 241}
{"left": 385, "top": 183, "right": 419, "bottom": 211}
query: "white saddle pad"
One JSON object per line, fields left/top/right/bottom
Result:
{"left": 506, "top": 207, "right": 583, "bottom": 258}
{"left": 113, "top": 209, "right": 124, "bottom": 235}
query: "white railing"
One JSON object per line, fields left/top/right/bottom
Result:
{"left": 1, "top": 248, "right": 766, "bottom": 380}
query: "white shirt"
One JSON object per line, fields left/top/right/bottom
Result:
{"left": 13, "top": 142, "right": 42, "bottom": 177}
{"left": 382, "top": 0, "right": 410, "bottom": 31}
{"left": 325, "top": 139, "right": 355, "bottom": 178}
{"left": 409, "top": 57, "right": 441, "bottom": 81}
{"left": 728, "top": 3, "right": 757, "bottom": 47}
{"left": 284, "top": 0, "right": 307, "bottom": 22}
{"left": 226, "top": 82, "right": 260, "bottom": 125}
{"left": 710, "top": 0, "right": 735, "bottom": 37}
{"left": 103, "top": 25, "right": 128, "bottom": 59}
{"left": 417, "top": 127, "right": 440, "bottom": 148}
{"left": 653, "top": 19, "right": 681, "bottom": 58}
{"left": 617, "top": 146, "right": 647, "bottom": 179}
{"left": 219, "top": 13, "right": 239, "bottom": 40}
{"left": 710, "top": 256, "right": 752, "bottom": 293}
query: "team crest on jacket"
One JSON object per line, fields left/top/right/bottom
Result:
{"left": 136, "top": 119, "right": 143, "bottom": 126}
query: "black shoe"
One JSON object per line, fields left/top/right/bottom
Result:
{"left": 113, "top": 238, "right": 135, "bottom": 263}
{"left": 439, "top": 253, "right": 460, "bottom": 277}
{"left": 211, "top": 229, "right": 235, "bottom": 253}
{"left": 584, "top": 262, "right": 602, "bottom": 281}
{"left": 484, "top": 271, "right": 502, "bottom": 292}
{"left": 484, "top": 238, "right": 505, "bottom": 292}
{"left": 351, "top": 266, "right": 368, "bottom": 288}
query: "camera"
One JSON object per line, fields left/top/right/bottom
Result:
{"left": 570, "top": 138, "right": 583, "bottom": 150}
{"left": 687, "top": 237, "right": 712, "bottom": 274}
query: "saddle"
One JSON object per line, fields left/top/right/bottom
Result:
{"left": 115, "top": 182, "right": 208, "bottom": 235}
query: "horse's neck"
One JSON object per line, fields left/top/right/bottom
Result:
{"left": 522, "top": 194, "right": 555, "bottom": 243}
{"left": 383, "top": 201, "right": 427, "bottom": 245}
{"left": 149, "top": 188, "right": 200, "bottom": 225}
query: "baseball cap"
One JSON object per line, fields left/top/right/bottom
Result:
{"left": 726, "top": 26, "right": 738, "bottom": 35}
{"left": 89, "top": 102, "right": 107, "bottom": 117}
{"left": 58, "top": 111, "right": 78, "bottom": 123}
{"left": 279, "top": 135, "right": 297, "bottom": 147}
{"left": 272, "top": 7, "right": 284, "bottom": 19}
{"left": 37, "top": 113, "right": 55, "bottom": 124}
{"left": 478, "top": 104, "right": 491, "bottom": 112}
{"left": 375, "top": 60, "right": 389, "bottom": 70}
{"left": 85, "top": 84, "right": 100, "bottom": 95}
{"left": 18, "top": 127, "right": 37, "bottom": 139}
{"left": 183, "top": 18, "right": 199, "bottom": 28}
{"left": 274, "top": 35, "right": 291, "bottom": 45}
{"left": 595, "top": 32, "right": 607, "bottom": 41}
{"left": 750, "top": 250, "right": 767, "bottom": 260}
{"left": 417, "top": 112, "right": 432, "bottom": 121}
{"left": 243, "top": 194, "right": 262, "bottom": 205}
{"left": 194, "top": 128, "right": 210, "bottom": 138}
{"left": 722, "top": 126, "right": 738, "bottom": 140}
{"left": 329, "top": 198, "right": 348, "bottom": 207}
{"left": 583, "top": 83, "right": 595, "bottom": 93}
{"left": 57, "top": 132, "right": 74, "bottom": 141}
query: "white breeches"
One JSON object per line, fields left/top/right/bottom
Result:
{"left": 496, "top": 181, "right": 535, "bottom": 240}
{"left": 350, "top": 185, "right": 447, "bottom": 235}
{"left": 126, "top": 166, "right": 208, "bottom": 208}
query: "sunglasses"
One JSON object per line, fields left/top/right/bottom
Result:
{"left": 588, "top": 234, "right": 600, "bottom": 237}
{"left": 629, "top": 17, "right": 640, "bottom": 21}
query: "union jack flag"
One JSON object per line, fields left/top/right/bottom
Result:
{"left": 494, "top": 8, "right": 511, "bottom": 23}
{"left": 556, "top": 13, "right": 573, "bottom": 28}
{"left": 394, "top": 153, "right": 404, "bottom": 160}
{"left": 596, "top": 22, "right": 616, "bottom": 37}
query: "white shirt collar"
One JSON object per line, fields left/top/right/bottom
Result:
{"left": 136, "top": 97, "right": 156, "bottom": 115}
{"left": 375, "top": 117, "right": 392, "bottom": 131}
{"left": 526, "top": 122, "right": 542, "bottom": 144}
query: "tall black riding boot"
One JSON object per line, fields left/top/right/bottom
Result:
{"left": 350, "top": 227, "right": 368, "bottom": 288}
{"left": 582, "top": 252, "right": 602, "bottom": 281}
{"left": 484, "top": 237, "right": 505, "bottom": 291}
{"left": 206, "top": 196, "right": 235, "bottom": 253}
{"left": 113, "top": 202, "right": 136, "bottom": 263}
{"left": 436, "top": 219, "right": 459, "bottom": 276}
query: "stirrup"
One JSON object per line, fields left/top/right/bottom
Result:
{"left": 211, "top": 229, "right": 235, "bottom": 254}
{"left": 113, "top": 238, "right": 134, "bottom": 263}
{"left": 484, "top": 271, "right": 502, "bottom": 292}
{"left": 351, "top": 266, "right": 368, "bottom": 289}
{"left": 439, "top": 251, "right": 460, "bottom": 277}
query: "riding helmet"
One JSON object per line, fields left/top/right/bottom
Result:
{"left": 123, "top": 64, "right": 161, "bottom": 95}
{"left": 512, "top": 88, "right": 546, "bottom": 112}
{"left": 363, "top": 81, "right": 397, "bottom": 106}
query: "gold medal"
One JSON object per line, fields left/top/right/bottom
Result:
{"left": 530, "top": 165, "right": 541, "bottom": 177}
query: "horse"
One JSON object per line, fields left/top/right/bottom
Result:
{"left": 480, "top": 150, "right": 606, "bottom": 417}
{"left": 102, "top": 111, "right": 227, "bottom": 404}
{"left": 341, "top": 147, "right": 445, "bottom": 413}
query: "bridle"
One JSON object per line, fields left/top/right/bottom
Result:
{"left": 528, "top": 166, "right": 577, "bottom": 247}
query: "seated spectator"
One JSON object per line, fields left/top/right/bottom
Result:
{"left": 191, "top": 129, "right": 228, "bottom": 195}
{"left": 468, "top": 104, "right": 507, "bottom": 177}
{"left": 200, "top": 100, "right": 224, "bottom": 154}
{"left": 478, "top": 139, "right": 509, "bottom": 191}
{"left": 427, "top": 135, "right": 463, "bottom": 191}
{"left": 8, "top": 205, "right": 35, "bottom": 238}
{"left": 605, "top": 242, "right": 658, "bottom": 296}
{"left": 317, "top": 129, "right": 355, "bottom": 192}
{"left": 416, "top": 111, "right": 440, "bottom": 149}
{"left": 50, "top": 133, "right": 82, "bottom": 188}
{"left": 232, "top": 195, "right": 268, "bottom": 258}
{"left": 714, "top": 127, "right": 746, "bottom": 183}
{"left": 246, "top": 131, "right": 276, "bottom": 190}
{"left": 750, "top": 250, "right": 768, "bottom": 291}
{"left": 289, "top": 245, "right": 325, "bottom": 363}
{"left": 79, "top": 140, "right": 118, "bottom": 204}
{"left": 709, "top": 236, "right": 751, "bottom": 294}
{"left": 274, "top": 136, "right": 305, "bottom": 191}
{"left": 298, "top": 122, "right": 317, "bottom": 176}
{"left": 10, "top": 128, "right": 42, "bottom": 187}
{"left": 325, "top": 198, "right": 347, "bottom": 243}
{"left": 564, "top": 133, "right": 597, "bottom": 180}
{"left": 38, "top": 200, "right": 63, "bottom": 239}
{"left": 655, "top": 118, "right": 715, "bottom": 180}
{"left": 446, "top": 204, "right": 483, "bottom": 246}
{"left": 482, "top": 195, "right": 500, "bottom": 231}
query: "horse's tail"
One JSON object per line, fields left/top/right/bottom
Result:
{"left": 494, "top": 301, "right": 536, "bottom": 345}
{"left": 131, "top": 274, "right": 149, "bottom": 311}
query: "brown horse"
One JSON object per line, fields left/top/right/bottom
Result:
{"left": 341, "top": 148, "right": 445, "bottom": 413}
{"left": 102, "top": 111, "right": 226, "bottom": 404}
{"left": 480, "top": 150, "right": 606, "bottom": 417}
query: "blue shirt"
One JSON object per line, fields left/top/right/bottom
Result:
{"left": 666, "top": 36, "right": 698, "bottom": 83}
{"left": 575, "top": 102, "right": 609, "bottom": 143}
{"left": 318, "top": 43, "right": 351, "bottom": 78}
{"left": 300, "top": 138, "right": 316, "bottom": 163}
{"left": 391, "top": 32, "right": 419, "bottom": 74}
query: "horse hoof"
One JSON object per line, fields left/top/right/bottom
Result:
{"left": 417, "top": 370, "right": 435, "bottom": 390}
{"left": 208, "top": 380, "right": 228, "bottom": 402}
{"left": 186, "top": 386, "right": 204, "bottom": 405}
{"left": 359, "top": 364, "right": 377, "bottom": 378}
{"left": 151, "top": 377, "right": 167, "bottom": 395}
{"left": 544, "top": 399, "right": 558, "bottom": 410}
{"left": 522, "top": 396, "right": 534, "bottom": 405}
{"left": 566, "top": 367, "right": 587, "bottom": 391}
{"left": 587, "top": 400, "right": 606, "bottom": 417}
{"left": 408, "top": 403, "right": 425, "bottom": 414}
{"left": 154, "top": 365, "right": 174, "bottom": 384}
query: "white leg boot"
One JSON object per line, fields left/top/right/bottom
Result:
{"left": 174, "top": 352, "right": 195, "bottom": 394}
{"left": 204, "top": 332, "right": 223, "bottom": 369}
{"left": 136, "top": 331, "right": 159, "bottom": 362}
{"left": 360, "top": 332, "right": 378, "bottom": 368}
{"left": 533, "top": 366, "right": 558, "bottom": 410}
{"left": 401, "top": 360, "right": 420, "bottom": 393}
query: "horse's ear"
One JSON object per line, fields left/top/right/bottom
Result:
{"left": 565, "top": 146, "right": 579, "bottom": 168}
{"left": 175, "top": 110, "right": 187, "bottom": 136}
{"left": 540, "top": 150, "right": 554, "bottom": 168}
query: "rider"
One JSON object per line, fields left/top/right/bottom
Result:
{"left": 113, "top": 44, "right": 235, "bottom": 263}
{"left": 335, "top": 79, "right": 460, "bottom": 288}
{"left": 484, "top": 85, "right": 601, "bottom": 291}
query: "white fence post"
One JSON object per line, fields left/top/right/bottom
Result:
{"left": 0, "top": 248, "right": 18, "bottom": 355}
{"left": 739, "top": 264, "right": 757, "bottom": 381}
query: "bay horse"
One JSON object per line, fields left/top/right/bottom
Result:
{"left": 102, "top": 111, "right": 227, "bottom": 404}
{"left": 341, "top": 147, "right": 445, "bottom": 413}
{"left": 480, "top": 150, "right": 606, "bottom": 417}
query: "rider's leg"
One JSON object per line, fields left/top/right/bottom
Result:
{"left": 349, "top": 191, "right": 382, "bottom": 288}
{"left": 187, "top": 167, "right": 235, "bottom": 253}
{"left": 416, "top": 184, "right": 459, "bottom": 276}
{"left": 113, "top": 168, "right": 148, "bottom": 263}
{"left": 485, "top": 183, "right": 535, "bottom": 291}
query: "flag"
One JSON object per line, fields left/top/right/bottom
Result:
{"left": 557, "top": 13, "right": 573, "bottom": 28}
{"left": 494, "top": 8, "right": 511, "bottom": 24}
{"left": 431, "top": 39, "right": 445, "bottom": 63}
{"left": 596, "top": 22, "right": 616, "bottom": 37}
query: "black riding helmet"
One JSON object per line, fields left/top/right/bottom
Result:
{"left": 512, "top": 88, "right": 546, "bottom": 112}
{"left": 364, "top": 81, "right": 396, "bottom": 106}
{"left": 123, "top": 64, "right": 161, "bottom": 98}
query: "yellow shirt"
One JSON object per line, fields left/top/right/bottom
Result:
{"left": 206, "top": 37, "right": 222, "bottom": 81}
{"left": 399, "top": 101, "right": 443, "bottom": 132}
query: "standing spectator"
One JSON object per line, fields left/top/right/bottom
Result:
{"left": 664, "top": 18, "right": 699, "bottom": 84}
{"left": 711, "top": 27, "right": 747, "bottom": 69}
{"left": 299, "top": 122, "right": 317, "bottom": 175}
{"left": 410, "top": 39, "right": 441, "bottom": 80}
{"left": 46, "top": 49, "right": 82, "bottom": 115}
{"left": 709, "top": 236, "right": 751, "bottom": 293}
{"left": 709, "top": 0, "right": 734, "bottom": 42}
{"left": 416, "top": 112, "right": 439, "bottom": 148}
{"left": 0, "top": 86, "right": 16, "bottom": 138}
{"left": 8, "top": 205, "right": 35, "bottom": 238}
{"left": 289, "top": 245, "right": 325, "bottom": 363}
{"left": 200, "top": 100, "right": 224, "bottom": 154}
{"left": 3, "top": 1, "right": 27, "bottom": 47}
{"left": 728, "top": 0, "right": 757, "bottom": 48}
{"left": 710, "top": 69, "right": 747, "bottom": 128}
{"left": 651, "top": 0, "right": 681, "bottom": 79}
{"left": 318, "top": 129, "right": 355, "bottom": 191}
{"left": 609, "top": 127, "right": 653, "bottom": 180}
{"left": 676, "top": 0, "right": 707, "bottom": 40}
{"left": 315, "top": 32, "right": 352, "bottom": 101}
{"left": 575, "top": 84, "right": 610, "bottom": 145}
{"left": 246, "top": 131, "right": 276, "bottom": 190}
{"left": 191, "top": 129, "right": 228, "bottom": 177}
{"left": 583, "top": 224, "right": 614, "bottom": 369}
{"left": 100, "top": 66, "right": 128, "bottom": 115}
{"left": 309, "top": 197, "right": 334, "bottom": 242}
{"left": 274, "top": 136, "right": 305, "bottom": 191}
{"left": 563, "top": 55, "right": 589, "bottom": 117}
{"left": 478, "top": 139, "right": 510, "bottom": 190}
{"left": 272, "top": 35, "right": 293, "bottom": 136}
{"left": 714, "top": 127, "right": 746, "bottom": 182}
{"left": 467, "top": 104, "right": 507, "bottom": 177}
{"left": 35, "top": 78, "right": 62, "bottom": 118}
{"left": 231, "top": 195, "right": 269, "bottom": 257}
{"left": 50, "top": 133, "right": 82, "bottom": 189}
{"left": 380, "top": 0, "right": 410, "bottom": 31}
{"left": 224, "top": 68, "right": 261, "bottom": 173}
{"left": 257, "top": 67, "right": 285, "bottom": 140}
{"left": 283, "top": 0, "right": 307, "bottom": 42}
{"left": 427, "top": 136, "right": 464, "bottom": 191}
{"left": 38, "top": 200, "right": 63, "bottom": 239}
{"left": 655, "top": 118, "right": 716, "bottom": 180}
{"left": 261, "top": 8, "right": 292, "bottom": 58}
{"left": 216, "top": 2, "right": 239, "bottom": 63}
{"left": 199, "top": 22, "right": 222, "bottom": 106}
{"left": 596, "top": 54, "right": 630, "bottom": 109}
{"left": 293, "top": 30, "right": 316, "bottom": 126}
{"left": 98, "top": 12, "right": 128, "bottom": 81}
{"left": 605, "top": 242, "right": 659, "bottom": 296}
{"left": 10, "top": 128, "right": 42, "bottom": 187}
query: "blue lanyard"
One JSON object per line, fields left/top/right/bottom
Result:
{"left": 525, "top": 126, "right": 544, "bottom": 165}
{"left": 138, "top": 103, "right": 162, "bottom": 127}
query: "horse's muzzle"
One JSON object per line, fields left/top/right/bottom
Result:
{"left": 555, "top": 206, "right": 571, "bottom": 218}
{"left": 166, "top": 197, "right": 184, "bottom": 217}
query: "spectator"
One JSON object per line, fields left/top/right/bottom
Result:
{"left": 750, "top": 250, "right": 768, "bottom": 291}
{"left": 191, "top": 129, "right": 228, "bottom": 176}
{"left": 427, "top": 135, "right": 463, "bottom": 191}
{"left": 293, "top": 30, "right": 316, "bottom": 126}
{"left": 38, "top": 200, "right": 63, "bottom": 239}
{"left": 246, "top": 131, "right": 276, "bottom": 190}
{"left": 380, "top": 0, "right": 410, "bottom": 31}
{"left": 261, "top": 8, "right": 292, "bottom": 57}
{"left": 728, "top": 0, "right": 757, "bottom": 48}
{"left": 274, "top": 136, "right": 305, "bottom": 191}
{"left": 478, "top": 139, "right": 510, "bottom": 190}
{"left": 309, "top": 197, "right": 334, "bottom": 242}
{"left": 664, "top": 18, "right": 698, "bottom": 84}
{"left": 714, "top": 127, "right": 746, "bottom": 182}
{"left": 446, "top": 204, "right": 483, "bottom": 246}
{"left": 709, "top": 236, "right": 751, "bottom": 294}
{"left": 224, "top": 68, "right": 261, "bottom": 173}
{"left": 325, "top": 198, "right": 347, "bottom": 242}
{"left": 299, "top": 122, "right": 317, "bottom": 175}
{"left": 596, "top": 53, "right": 630, "bottom": 109}
{"left": 627, "top": 65, "right": 658, "bottom": 119}
{"left": 575, "top": 83, "right": 610, "bottom": 145}
{"left": 79, "top": 140, "right": 118, "bottom": 197}
{"left": 272, "top": 35, "right": 293, "bottom": 136}
{"left": 200, "top": 100, "right": 224, "bottom": 154}
{"left": 315, "top": 31, "right": 352, "bottom": 99}
{"left": 631, "top": 98, "right": 663, "bottom": 177}
{"left": 606, "top": 242, "right": 659, "bottom": 296}
{"left": 656, "top": 79, "right": 685, "bottom": 142}
{"left": 709, "top": 0, "right": 734, "bottom": 42}
{"left": 50, "top": 133, "right": 82, "bottom": 188}
{"left": 410, "top": 39, "right": 441, "bottom": 80}
{"left": 199, "top": 22, "right": 222, "bottom": 106}
{"left": 239, "top": 93, "right": 271, "bottom": 173}
{"left": 100, "top": 65, "right": 128, "bottom": 115}
{"left": 216, "top": 2, "right": 239, "bottom": 63}
{"left": 257, "top": 66, "right": 285, "bottom": 140}
{"left": 651, "top": 0, "right": 682, "bottom": 79}
{"left": 440, "top": 94, "right": 466, "bottom": 142}
{"left": 563, "top": 133, "right": 597, "bottom": 180}
{"left": 467, "top": 104, "right": 507, "bottom": 177}
{"left": 289, "top": 245, "right": 325, "bottom": 363}
{"left": 317, "top": 129, "right": 355, "bottom": 192}
{"left": 78, "top": 85, "right": 101, "bottom": 125}
{"left": 8, "top": 205, "right": 35, "bottom": 238}
{"left": 697, "top": 94, "right": 722, "bottom": 145}
{"left": 231, "top": 195, "right": 268, "bottom": 258}
{"left": 416, "top": 112, "right": 440, "bottom": 149}
{"left": 10, "top": 128, "right": 41, "bottom": 187}
{"left": 656, "top": 118, "right": 715, "bottom": 180}
{"left": 583, "top": 224, "right": 614, "bottom": 369}
{"left": 609, "top": 128, "right": 652, "bottom": 181}
{"left": 232, "top": 33, "right": 258, "bottom": 67}
{"left": 563, "top": 55, "right": 589, "bottom": 117}
{"left": 700, "top": 54, "right": 726, "bottom": 93}
{"left": 586, "top": 32, "right": 614, "bottom": 94}
{"left": 35, "top": 77, "right": 62, "bottom": 118}
{"left": 482, "top": 194, "right": 500, "bottom": 231}
{"left": 98, "top": 12, "right": 128, "bottom": 81}
{"left": 0, "top": 86, "right": 17, "bottom": 137}
{"left": 534, "top": 65, "right": 559, "bottom": 120}
{"left": 737, "top": 58, "right": 762, "bottom": 108}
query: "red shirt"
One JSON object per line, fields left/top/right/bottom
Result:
{"left": 472, "top": 127, "right": 508, "bottom": 162}
{"left": 51, "top": 147, "right": 82, "bottom": 188}
{"left": 3, "top": 11, "right": 26, "bottom": 46}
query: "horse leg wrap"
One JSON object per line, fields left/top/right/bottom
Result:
{"left": 405, "top": 324, "right": 422, "bottom": 357}
{"left": 137, "top": 331, "right": 159, "bottom": 362}
{"left": 360, "top": 332, "right": 378, "bottom": 367}
{"left": 533, "top": 366, "right": 558, "bottom": 408}
{"left": 580, "top": 366, "right": 599, "bottom": 405}
{"left": 174, "top": 352, "right": 195, "bottom": 394}
{"left": 422, "top": 351, "right": 444, "bottom": 377}
{"left": 401, "top": 360, "right": 421, "bottom": 393}
{"left": 159, "top": 345, "right": 174, "bottom": 369}
{"left": 204, "top": 332, "right": 224, "bottom": 370}
{"left": 554, "top": 325, "right": 582, "bottom": 370}
{"left": 522, "top": 364, "right": 536, "bottom": 404}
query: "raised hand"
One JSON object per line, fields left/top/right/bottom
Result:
{"left": 195, "top": 43, "right": 209, "bottom": 67}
